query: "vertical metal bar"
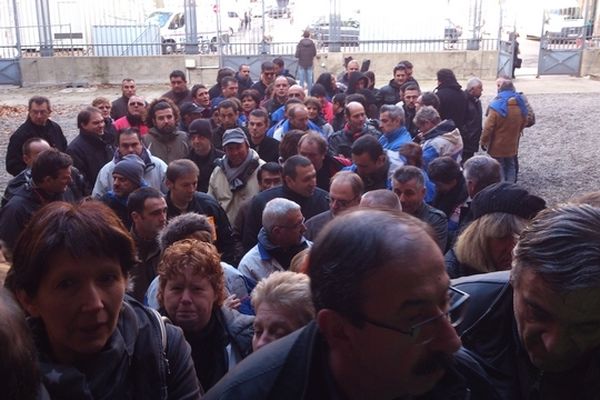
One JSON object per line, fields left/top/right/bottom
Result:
{"left": 12, "top": 0, "right": 21, "bottom": 56}
{"left": 185, "top": 0, "right": 198, "bottom": 54}
{"left": 36, "top": 0, "right": 53, "bottom": 56}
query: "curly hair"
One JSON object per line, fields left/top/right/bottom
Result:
{"left": 157, "top": 239, "right": 225, "bottom": 309}
{"left": 145, "top": 97, "right": 180, "bottom": 128}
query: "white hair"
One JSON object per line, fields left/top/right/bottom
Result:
{"left": 466, "top": 77, "right": 483, "bottom": 91}
{"left": 262, "top": 198, "right": 301, "bottom": 231}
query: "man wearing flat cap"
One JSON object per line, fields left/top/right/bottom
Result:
{"left": 186, "top": 119, "right": 224, "bottom": 193}
{"left": 100, "top": 154, "right": 147, "bottom": 228}
{"left": 208, "top": 127, "right": 265, "bottom": 224}
{"left": 178, "top": 101, "right": 205, "bottom": 133}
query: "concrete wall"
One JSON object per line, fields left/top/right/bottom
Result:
{"left": 19, "top": 50, "right": 499, "bottom": 87}
{"left": 581, "top": 48, "right": 600, "bottom": 76}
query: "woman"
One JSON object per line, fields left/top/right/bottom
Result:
{"left": 445, "top": 212, "right": 526, "bottom": 278}
{"left": 5, "top": 201, "right": 201, "bottom": 399}
{"left": 157, "top": 239, "right": 253, "bottom": 391}
{"left": 304, "top": 96, "right": 333, "bottom": 137}
{"left": 315, "top": 72, "right": 338, "bottom": 100}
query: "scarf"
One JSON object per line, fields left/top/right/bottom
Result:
{"left": 489, "top": 90, "right": 528, "bottom": 118}
{"left": 219, "top": 150, "right": 259, "bottom": 192}
{"left": 257, "top": 227, "right": 309, "bottom": 270}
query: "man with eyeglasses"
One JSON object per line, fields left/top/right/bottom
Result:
{"left": 453, "top": 203, "right": 600, "bottom": 399}
{"left": 298, "top": 132, "right": 348, "bottom": 191}
{"left": 304, "top": 170, "right": 363, "bottom": 241}
{"left": 6, "top": 96, "right": 67, "bottom": 177}
{"left": 238, "top": 197, "right": 310, "bottom": 284}
{"left": 205, "top": 208, "right": 499, "bottom": 400}
{"left": 113, "top": 95, "right": 149, "bottom": 136}
{"left": 251, "top": 61, "right": 276, "bottom": 101}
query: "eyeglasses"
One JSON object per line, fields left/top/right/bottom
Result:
{"left": 359, "top": 286, "right": 470, "bottom": 345}
{"left": 329, "top": 195, "right": 358, "bottom": 208}
{"left": 277, "top": 217, "right": 305, "bottom": 230}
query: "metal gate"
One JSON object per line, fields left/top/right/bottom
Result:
{"left": 0, "top": 0, "right": 22, "bottom": 85}
{"left": 497, "top": 39, "right": 514, "bottom": 78}
{"left": 537, "top": 6, "right": 588, "bottom": 76}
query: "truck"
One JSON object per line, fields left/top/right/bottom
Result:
{"left": 147, "top": 3, "right": 243, "bottom": 54}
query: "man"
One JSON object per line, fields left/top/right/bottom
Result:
{"left": 213, "top": 99, "right": 242, "bottom": 150}
{"left": 393, "top": 165, "right": 448, "bottom": 251}
{"left": 428, "top": 156, "right": 468, "bottom": 246}
{"left": 2, "top": 138, "right": 51, "bottom": 207}
{"left": 93, "top": 128, "right": 168, "bottom": 198}
{"left": 295, "top": 30, "right": 317, "bottom": 91}
{"left": 378, "top": 63, "right": 409, "bottom": 106}
{"left": 251, "top": 61, "right": 276, "bottom": 101}
{"left": 178, "top": 102, "right": 205, "bottom": 132}
{"left": 236, "top": 63, "right": 253, "bottom": 92}
{"left": 360, "top": 188, "right": 402, "bottom": 211}
{"left": 6, "top": 96, "right": 67, "bottom": 176}
{"left": 328, "top": 101, "right": 381, "bottom": 159}
{"left": 238, "top": 198, "right": 310, "bottom": 283}
{"left": 161, "top": 69, "right": 192, "bottom": 107}
{"left": 100, "top": 154, "right": 146, "bottom": 229}
{"left": 402, "top": 84, "right": 421, "bottom": 137}
{"left": 272, "top": 57, "right": 295, "bottom": 79}
{"left": 127, "top": 187, "right": 167, "bottom": 302}
{"left": 208, "top": 128, "right": 265, "bottom": 224}
{"left": 378, "top": 104, "right": 412, "bottom": 151}
{"left": 142, "top": 98, "right": 189, "bottom": 164}
{"left": 399, "top": 59, "right": 419, "bottom": 87}
{"left": 347, "top": 135, "right": 402, "bottom": 192}
{"left": 304, "top": 170, "right": 363, "bottom": 240}
{"left": 0, "top": 149, "right": 73, "bottom": 251}
{"left": 191, "top": 84, "right": 213, "bottom": 118}
{"left": 462, "top": 77, "right": 483, "bottom": 162}
{"left": 211, "top": 76, "right": 240, "bottom": 108}
{"left": 247, "top": 108, "right": 280, "bottom": 163}
{"left": 273, "top": 103, "right": 320, "bottom": 141}
{"left": 414, "top": 105, "right": 463, "bottom": 170}
{"left": 337, "top": 59, "right": 360, "bottom": 91}
{"left": 209, "top": 67, "right": 236, "bottom": 99}
{"left": 233, "top": 162, "right": 283, "bottom": 255}
{"left": 67, "top": 106, "right": 115, "bottom": 193}
{"left": 263, "top": 75, "right": 289, "bottom": 116}
{"left": 113, "top": 95, "right": 149, "bottom": 135}
{"left": 480, "top": 78, "right": 527, "bottom": 183}
{"left": 459, "top": 155, "right": 502, "bottom": 229}
{"left": 454, "top": 203, "right": 600, "bottom": 399}
{"left": 298, "top": 132, "right": 347, "bottom": 191}
{"left": 205, "top": 208, "right": 498, "bottom": 400}
{"left": 186, "top": 118, "right": 224, "bottom": 193}
{"left": 435, "top": 68, "right": 467, "bottom": 133}
{"left": 243, "top": 155, "right": 329, "bottom": 251}
{"left": 166, "top": 159, "right": 236, "bottom": 264}
{"left": 111, "top": 78, "right": 137, "bottom": 120}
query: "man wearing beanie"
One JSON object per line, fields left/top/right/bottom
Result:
{"left": 186, "top": 118, "right": 224, "bottom": 193}
{"left": 209, "top": 127, "right": 265, "bottom": 224}
{"left": 100, "top": 154, "right": 146, "bottom": 228}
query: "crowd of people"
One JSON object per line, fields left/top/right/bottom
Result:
{"left": 1, "top": 55, "right": 599, "bottom": 400}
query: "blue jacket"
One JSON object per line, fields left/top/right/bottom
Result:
{"left": 378, "top": 125, "right": 412, "bottom": 151}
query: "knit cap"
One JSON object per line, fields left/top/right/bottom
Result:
{"left": 471, "top": 182, "right": 546, "bottom": 220}
{"left": 113, "top": 154, "right": 146, "bottom": 187}
{"left": 188, "top": 119, "right": 213, "bottom": 140}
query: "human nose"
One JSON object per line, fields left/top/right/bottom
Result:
{"left": 180, "top": 288, "right": 193, "bottom": 304}
{"left": 427, "top": 316, "right": 462, "bottom": 354}
{"left": 255, "top": 332, "right": 275, "bottom": 351}
{"left": 81, "top": 283, "right": 104, "bottom": 312}
{"left": 541, "top": 326, "right": 563, "bottom": 354}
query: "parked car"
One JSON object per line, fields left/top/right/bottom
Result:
{"left": 311, "top": 17, "right": 360, "bottom": 47}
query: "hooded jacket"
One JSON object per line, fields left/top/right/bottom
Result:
{"left": 421, "top": 119, "right": 464, "bottom": 170}
{"left": 436, "top": 80, "right": 467, "bottom": 131}
{"left": 142, "top": 127, "right": 189, "bottom": 164}
{"left": 328, "top": 123, "right": 382, "bottom": 159}
{"left": 295, "top": 38, "right": 317, "bottom": 68}
{"left": 377, "top": 78, "right": 403, "bottom": 106}
{"left": 92, "top": 147, "right": 168, "bottom": 198}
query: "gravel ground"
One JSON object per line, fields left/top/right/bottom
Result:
{"left": 1, "top": 83, "right": 599, "bottom": 206}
